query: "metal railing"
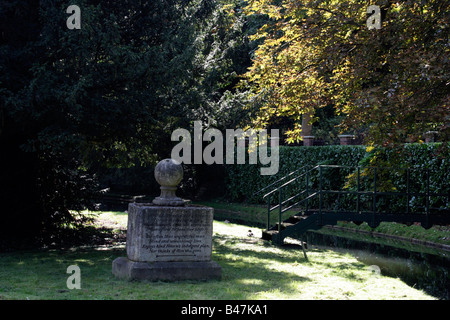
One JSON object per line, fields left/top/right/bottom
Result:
{"left": 261, "top": 165, "right": 449, "bottom": 233}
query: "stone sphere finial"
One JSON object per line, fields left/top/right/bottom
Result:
{"left": 154, "top": 159, "right": 183, "bottom": 187}
{"left": 153, "top": 159, "right": 185, "bottom": 206}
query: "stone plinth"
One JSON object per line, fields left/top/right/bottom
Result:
{"left": 112, "top": 203, "right": 221, "bottom": 281}
{"left": 424, "top": 131, "right": 438, "bottom": 143}
{"left": 112, "top": 258, "right": 222, "bottom": 282}
{"left": 302, "top": 136, "right": 315, "bottom": 146}
{"left": 338, "top": 134, "right": 355, "bottom": 145}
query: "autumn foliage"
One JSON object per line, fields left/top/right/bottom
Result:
{"left": 242, "top": 0, "right": 449, "bottom": 145}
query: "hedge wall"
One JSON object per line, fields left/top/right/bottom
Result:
{"left": 224, "top": 143, "right": 449, "bottom": 213}
{"left": 224, "top": 145, "right": 366, "bottom": 202}
{"left": 356, "top": 143, "right": 450, "bottom": 213}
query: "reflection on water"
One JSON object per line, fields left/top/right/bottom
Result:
{"left": 304, "top": 229, "right": 450, "bottom": 300}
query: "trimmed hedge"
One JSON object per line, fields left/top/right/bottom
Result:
{"left": 224, "top": 145, "right": 366, "bottom": 202}
{"left": 354, "top": 143, "right": 450, "bottom": 213}
{"left": 224, "top": 143, "right": 449, "bottom": 214}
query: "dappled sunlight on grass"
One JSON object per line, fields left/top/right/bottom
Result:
{"left": 212, "top": 221, "right": 434, "bottom": 300}
{"left": 82, "top": 210, "right": 128, "bottom": 230}
{"left": 0, "top": 216, "right": 437, "bottom": 300}
{"left": 237, "top": 278, "right": 264, "bottom": 285}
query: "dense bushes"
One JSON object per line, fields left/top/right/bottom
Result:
{"left": 224, "top": 143, "right": 449, "bottom": 214}
{"left": 0, "top": 0, "right": 220, "bottom": 247}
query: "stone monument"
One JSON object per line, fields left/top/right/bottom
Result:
{"left": 112, "top": 159, "right": 222, "bottom": 281}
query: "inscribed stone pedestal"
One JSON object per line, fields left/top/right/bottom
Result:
{"left": 126, "top": 204, "right": 213, "bottom": 262}
{"left": 112, "top": 159, "right": 221, "bottom": 281}
{"left": 112, "top": 203, "right": 221, "bottom": 281}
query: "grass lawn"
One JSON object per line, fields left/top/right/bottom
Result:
{"left": 196, "top": 200, "right": 298, "bottom": 229}
{"left": 0, "top": 211, "right": 437, "bottom": 300}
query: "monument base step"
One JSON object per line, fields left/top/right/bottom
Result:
{"left": 112, "top": 257, "right": 222, "bottom": 281}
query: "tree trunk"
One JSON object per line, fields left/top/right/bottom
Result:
{"left": 301, "top": 111, "right": 313, "bottom": 137}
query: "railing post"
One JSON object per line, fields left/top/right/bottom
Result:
{"left": 267, "top": 193, "right": 271, "bottom": 231}
{"left": 356, "top": 167, "right": 360, "bottom": 213}
{"left": 278, "top": 187, "right": 283, "bottom": 233}
{"left": 406, "top": 168, "right": 410, "bottom": 214}
{"left": 319, "top": 166, "right": 323, "bottom": 225}
{"left": 426, "top": 169, "right": 430, "bottom": 216}
{"left": 373, "top": 167, "right": 377, "bottom": 214}
{"left": 424, "top": 168, "right": 431, "bottom": 229}
{"left": 305, "top": 169, "right": 309, "bottom": 213}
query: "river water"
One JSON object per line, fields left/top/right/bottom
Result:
{"left": 303, "top": 228, "right": 450, "bottom": 300}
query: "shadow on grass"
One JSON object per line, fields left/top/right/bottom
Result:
{"left": 214, "top": 232, "right": 377, "bottom": 294}
{"left": 211, "top": 239, "right": 311, "bottom": 298}
{"left": 1, "top": 235, "right": 314, "bottom": 299}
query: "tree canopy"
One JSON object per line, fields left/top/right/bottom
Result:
{"left": 241, "top": 0, "right": 449, "bottom": 145}
{"left": 0, "top": 0, "right": 247, "bottom": 245}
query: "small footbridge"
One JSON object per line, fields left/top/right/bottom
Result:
{"left": 254, "top": 165, "right": 449, "bottom": 245}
